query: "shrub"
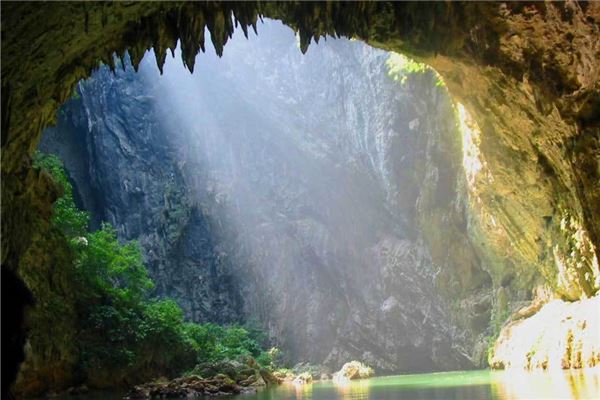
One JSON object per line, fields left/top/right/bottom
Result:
{"left": 35, "top": 153, "right": 196, "bottom": 385}
{"left": 33, "top": 152, "right": 276, "bottom": 387}
{"left": 256, "top": 347, "right": 284, "bottom": 369}
{"left": 33, "top": 152, "right": 89, "bottom": 237}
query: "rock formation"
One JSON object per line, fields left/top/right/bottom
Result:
{"left": 490, "top": 295, "right": 600, "bottom": 370}
{"left": 333, "top": 361, "right": 375, "bottom": 382}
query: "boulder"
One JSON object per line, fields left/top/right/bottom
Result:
{"left": 250, "top": 375, "right": 266, "bottom": 387}
{"left": 259, "top": 368, "right": 281, "bottom": 385}
{"left": 195, "top": 360, "right": 244, "bottom": 380}
{"left": 239, "top": 374, "right": 259, "bottom": 386}
{"left": 292, "top": 372, "right": 313, "bottom": 385}
{"left": 273, "top": 370, "right": 287, "bottom": 381}
{"left": 332, "top": 361, "right": 374, "bottom": 382}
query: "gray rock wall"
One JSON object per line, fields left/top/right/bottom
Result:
{"left": 41, "top": 22, "right": 478, "bottom": 372}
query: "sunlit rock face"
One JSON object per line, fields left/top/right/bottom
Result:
{"left": 421, "top": 3, "right": 600, "bottom": 309}
{"left": 40, "top": 22, "right": 474, "bottom": 372}
{"left": 490, "top": 296, "right": 600, "bottom": 370}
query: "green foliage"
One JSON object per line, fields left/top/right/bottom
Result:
{"left": 386, "top": 53, "right": 426, "bottom": 78}
{"left": 386, "top": 52, "right": 445, "bottom": 87}
{"left": 71, "top": 84, "right": 81, "bottom": 100}
{"left": 162, "top": 180, "right": 190, "bottom": 243}
{"left": 32, "top": 152, "right": 276, "bottom": 386}
{"left": 74, "top": 227, "right": 192, "bottom": 377}
{"left": 221, "top": 326, "right": 262, "bottom": 357}
{"left": 256, "top": 347, "right": 284, "bottom": 369}
{"left": 486, "top": 306, "right": 511, "bottom": 365}
{"left": 184, "top": 322, "right": 270, "bottom": 365}
{"left": 34, "top": 153, "right": 196, "bottom": 383}
{"left": 33, "top": 152, "right": 89, "bottom": 237}
{"left": 74, "top": 223, "right": 154, "bottom": 305}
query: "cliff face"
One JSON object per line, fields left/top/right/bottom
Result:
{"left": 40, "top": 63, "right": 243, "bottom": 326}
{"left": 39, "top": 23, "right": 476, "bottom": 373}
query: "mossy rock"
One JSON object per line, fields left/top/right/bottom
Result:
{"left": 196, "top": 360, "right": 244, "bottom": 380}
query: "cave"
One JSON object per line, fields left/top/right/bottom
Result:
{"left": 2, "top": 2, "right": 599, "bottom": 399}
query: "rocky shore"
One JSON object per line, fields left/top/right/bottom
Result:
{"left": 125, "top": 375, "right": 252, "bottom": 399}
{"left": 124, "top": 360, "right": 374, "bottom": 398}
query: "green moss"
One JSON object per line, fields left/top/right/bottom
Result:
{"left": 162, "top": 180, "right": 191, "bottom": 244}
{"left": 32, "top": 152, "right": 90, "bottom": 237}
{"left": 386, "top": 52, "right": 444, "bottom": 86}
{"left": 485, "top": 305, "right": 511, "bottom": 365}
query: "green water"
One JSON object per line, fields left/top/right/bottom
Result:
{"left": 47, "top": 369, "right": 600, "bottom": 400}
{"left": 232, "top": 370, "right": 600, "bottom": 400}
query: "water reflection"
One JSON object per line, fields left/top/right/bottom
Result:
{"left": 291, "top": 381, "right": 313, "bottom": 399}
{"left": 252, "top": 369, "right": 600, "bottom": 400}
{"left": 45, "top": 369, "right": 600, "bottom": 400}
{"left": 333, "top": 377, "right": 371, "bottom": 399}
{"left": 493, "top": 367, "right": 600, "bottom": 400}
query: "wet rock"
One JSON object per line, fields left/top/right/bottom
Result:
{"left": 238, "top": 374, "right": 259, "bottom": 387}
{"left": 272, "top": 371, "right": 286, "bottom": 380}
{"left": 236, "top": 367, "right": 257, "bottom": 381}
{"left": 124, "top": 374, "right": 246, "bottom": 399}
{"left": 249, "top": 375, "right": 266, "bottom": 387}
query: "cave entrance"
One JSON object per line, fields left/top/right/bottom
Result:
{"left": 4, "top": 2, "right": 600, "bottom": 398}
{"left": 22, "top": 18, "right": 491, "bottom": 396}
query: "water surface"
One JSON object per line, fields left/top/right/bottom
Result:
{"left": 230, "top": 369, "right": 600, "bottom": 400}
{"left": 49, "top": 369, "right": 600, "bottom": 400}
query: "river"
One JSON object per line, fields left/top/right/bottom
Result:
{"left": 45, "top": 368, "right": 600, "bottom": 400}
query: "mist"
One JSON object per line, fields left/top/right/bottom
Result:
{"left": 140, "top": 20, "right": 456, "bottom": 368}
{"left": 41, "top": 20, "right": 467, "bottom": 372}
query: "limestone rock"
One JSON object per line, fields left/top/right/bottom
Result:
{"left": 490, "top": 296, "right": 600, "bottom": 370}
{"left": 332, "top": 361, "right": 374, "bottom": 381}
